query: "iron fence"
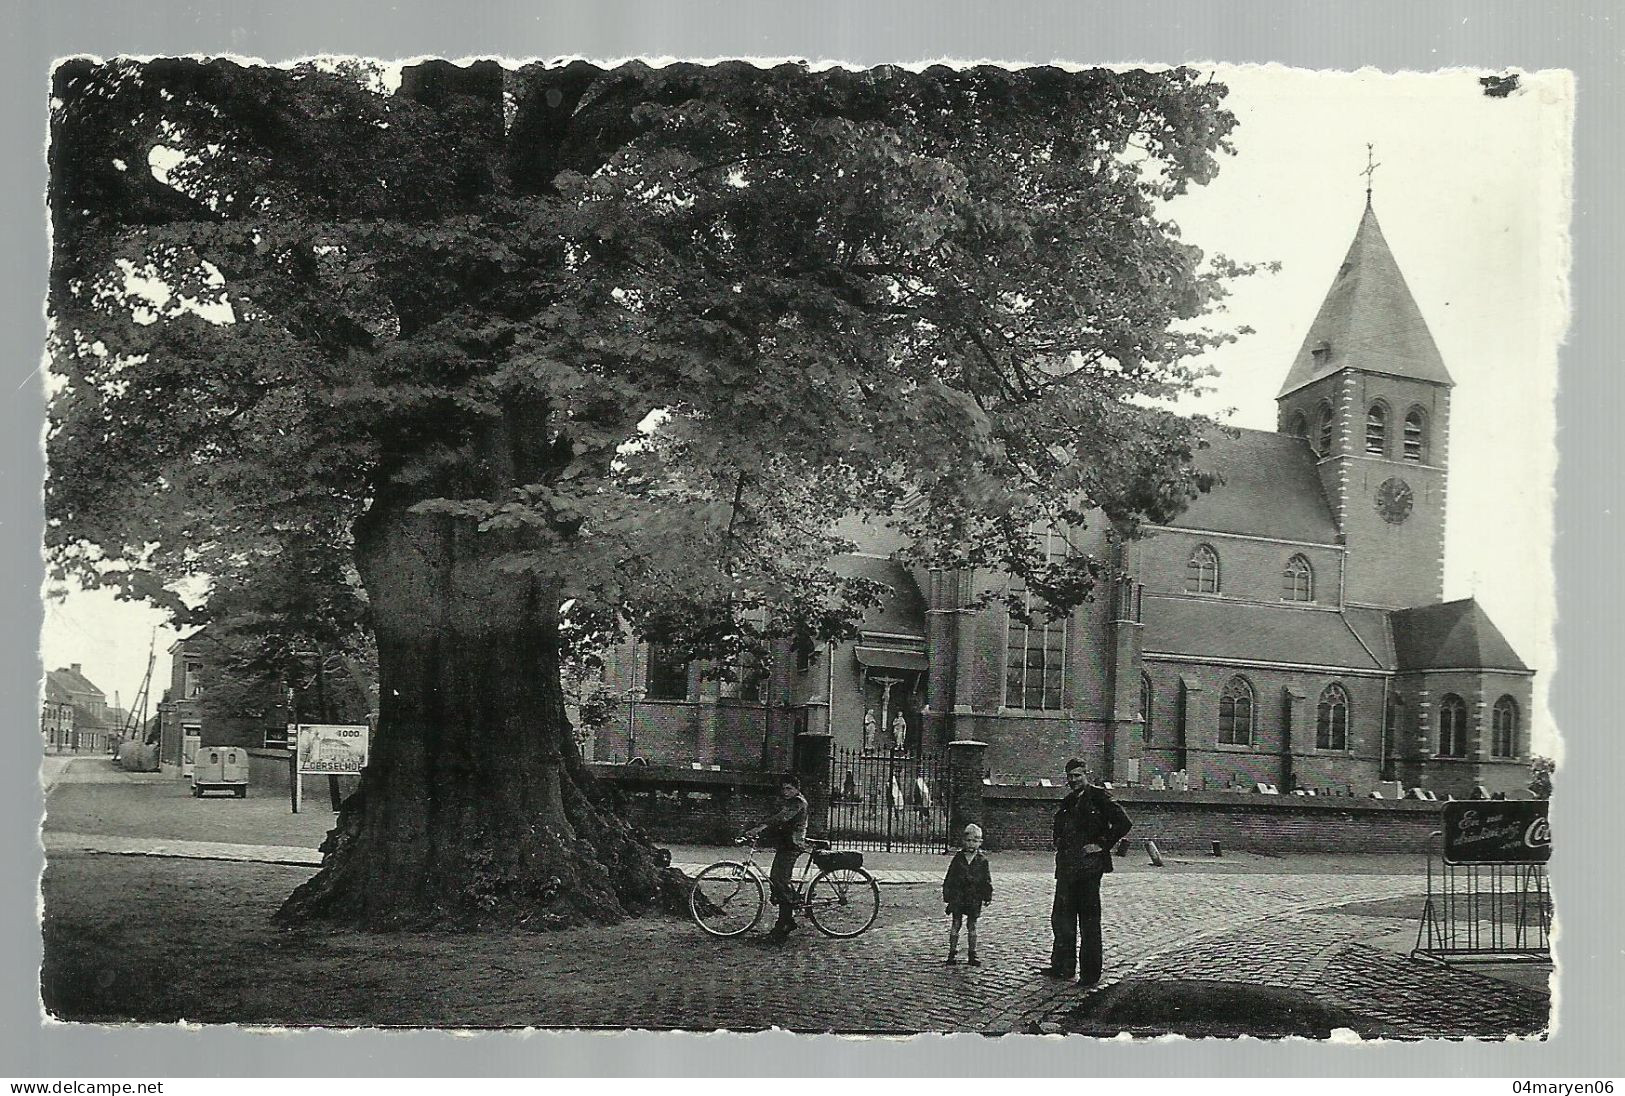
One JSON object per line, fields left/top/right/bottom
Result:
{"left": 1413, "top": 852, "right": 1552, "bottom": 962}
{"left": 827, "top": 745, "right": 952, "bottom": 853}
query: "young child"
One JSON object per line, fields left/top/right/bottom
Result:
{"left": 942, "top": 823, "right": 994, "bottom": 966}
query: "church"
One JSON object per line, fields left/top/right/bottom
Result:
{"left": 594, "top": 200, "right": 1535, "bottom": 800}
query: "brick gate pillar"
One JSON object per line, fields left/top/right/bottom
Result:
{"left": 795, "top": 731, "right": 833, "bottom": 840}
{"left": 947, "top": 739, "right": 988, "bottom": 843}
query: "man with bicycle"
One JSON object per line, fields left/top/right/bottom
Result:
{"left": 744, "top": 771, "right": 809, "bottom": 942}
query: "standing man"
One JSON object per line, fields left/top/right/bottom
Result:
{"left": 1037, "top": 758, "right": 1133, "bottom": 985}
{"left": 745, "top": 772, "right": 810, "bottom": 942}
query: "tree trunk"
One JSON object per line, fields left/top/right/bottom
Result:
{"left": 275, "top": 494, "right": 671, "bottom": 931}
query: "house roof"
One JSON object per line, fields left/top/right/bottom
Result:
{"left": 831, "top": 554, "right": 927, "bottom": 638}
{"left": 1143, "top": 596, "right": 1387, "bottom": 672}
{"left": 1161, "top": 427, "right": 1340, "bottom": 544}
{"left": 1278, "top": 203, "right": 1453, "bottom": 398}
{"left": 48, "top": 666, "right": 105, "bottom": 699}
{"left": 43, "top": 677, "right": 75, "bottom": 704}
{"left": 1390, "top": 598, "right": 1529, "bottom": 672}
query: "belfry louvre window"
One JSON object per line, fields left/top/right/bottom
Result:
{"left": 1282, "top": 554, "right": 1314, "bottom": 602}
{"left": 1288, "top": 412, "right": 1308, "bottom": 440}
{"left": 1004, "top": 526, "right": 1067, "bottom": 711}
{"left": 1404, "top": 408, "right": 1427, "bottom": 462}
{"left": 1438, "top": 694, "right": 1469, "bottom": 757}
{"left": 1366, "top": 403, "right": 1388, "bottom": 455}
{"left": 1317, "top": 403, "right": 1335, "bottom": 456}
{"left": 1218, "top": 676, "right": 1254, "bottom": 746}
{"left": 1491, "top": 696, "right": 1519, "bottom": 758}
{"left": 1140, "top": 672, "right": 1153, "bottom": 741}
{"left": 1185, "top": 544, "right": 1220, "bottom": 594}
{"left": 1316, "top": 683, "right": 1350, "bottom": 750}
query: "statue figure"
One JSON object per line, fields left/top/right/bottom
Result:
{"left": 862, "top": 711, "right": 877, "bottom": 752}
{"left": 892, "top": 712, "right": 908, "bottom": 752}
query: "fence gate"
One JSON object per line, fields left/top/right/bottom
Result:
{"left": 827, "top": 745, "right": 952, "bottom": 853}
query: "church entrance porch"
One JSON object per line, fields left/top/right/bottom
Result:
{"left": 827, "top": 743, "right": 953, "bottom": 852}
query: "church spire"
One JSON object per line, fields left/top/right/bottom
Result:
{"left": 1276, "top": 199, "right": 1453, "bottom": 398}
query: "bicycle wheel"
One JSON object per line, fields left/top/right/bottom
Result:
{"left": 805, "top": 867, "right": 880, "bottom": 938}
{"left": 689, "top": 861, "right": 766, "bottom": 937}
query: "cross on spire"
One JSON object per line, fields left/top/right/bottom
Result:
{"left": 1360, "top": 143, "right": 1381, "bottom": 206}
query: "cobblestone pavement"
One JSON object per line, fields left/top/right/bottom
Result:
{"left": 1106, "top": 908, "right": 1550, "bottom": 1039}
{"left": 44, "top": 763, "right": 1547, "bottom": 1036}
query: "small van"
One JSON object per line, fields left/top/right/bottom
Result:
{"left": 191, "top": 746, "right": 249, "bottom": 798}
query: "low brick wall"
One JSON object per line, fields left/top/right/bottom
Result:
{"left": 589, "top": 763, "right": 784, "bottom": 846}
{"left": 981, "top": 784, "right": 1445, "bottom": 855}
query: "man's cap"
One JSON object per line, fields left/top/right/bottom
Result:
{"left": 1064, "top": 758, "right": 1087, "bottom": 773}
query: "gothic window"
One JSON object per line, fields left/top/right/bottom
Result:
{"left": 645, "top": 645, "right": 690, "bottom": 701}
{"left": 1005, "top": 526, "right": 1067, "bottom": 710}
{"left": 1404, "top": 407, "right": 1428, "bottom": 462}
{"left": 1185, "top": 544, "right": 1220, "bottom": 594}
{"left": 1282, "top": 554, "right": 1314, "bottom": 602}
{"left": 1288, "top": 411, "right": 1308, "bottom": 440}
{"left": 1438, "top": 694, "right": 1468, "bottom": 757}
{"left": 1317, "top": 402, "right": 1335, "bottom": 457}
{"left": 1492, "top": 695, "right": 1519, "bottom": 758}
{"left": 1366, "top": 402, "right": 1389, "bottom": 456}
{"left": 1218, "top": 676, "right": 1254, "bottom": 746}
{"left": 1140, "top": 672, "right": 1153, "bottom": 741}
{"left": 1316, "top": 683, "right": 1350, "bottom": 750}
{"left": 183, "top": 657, "right": 203, "bottom": 699}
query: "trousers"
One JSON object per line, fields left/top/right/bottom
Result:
{"left": 769, "top": 848, "right": 800, "bottom": 929}
{"left": 1049, "top": 866, "right": 1105, "bottom": 980}
{"left": 949, "top": 912, "right": 979, "bottom": 957}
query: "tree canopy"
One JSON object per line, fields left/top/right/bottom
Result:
{"left": 49, "top": 58, "right": 1251, "bottom": 643}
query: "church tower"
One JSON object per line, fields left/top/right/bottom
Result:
{"left": 1275, "top": 200, "right": 1453, "bottom": 609}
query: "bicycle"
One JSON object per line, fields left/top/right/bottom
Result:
{"left": 689, "top": 836, "right": 881, "bottom": 939}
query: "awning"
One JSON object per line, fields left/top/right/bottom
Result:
{"left": 854, "top": 646, "right": 928, "bottom": 673}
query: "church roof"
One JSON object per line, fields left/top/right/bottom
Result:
{"left": 1142, "top": 597, "right": 1387, "bottom": 672}
{"left": 1277, "top": 203, "right": 1453, "bottom": 398}
{"left": 1389, "top": 598, "right": 1530, "bottom": 672}
{"left": 1162, "top": 427, "right": 1340, "bottom": 544}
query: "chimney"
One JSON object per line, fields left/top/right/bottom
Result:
{"left": 71, "top": 663, "right": 82, "bottom": 674}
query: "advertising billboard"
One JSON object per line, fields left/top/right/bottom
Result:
{"left": 1441, "top": 799, "right": 1551, "bottom": 864}
{"left": 294, "top": 723, "right": 370, "bottom": 776}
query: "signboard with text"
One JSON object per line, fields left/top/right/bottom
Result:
{"left": 294, "top": 723, "right": 370, "bottom": 776}
{"left": 1441, "top": 800, "right": 1551, "bottom": 864}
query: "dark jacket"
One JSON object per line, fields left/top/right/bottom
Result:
{"left": 761, "top": 793, "right": 809, "bottom": 851}
{"left": 942, "top": 850, "right": 993, "bottom": 915}
{"left": 1053, "top": 784, "right": 1133, "bottom": 879}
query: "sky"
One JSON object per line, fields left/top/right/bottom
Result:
{"left": 38, "top": 64, "right": 1571, "bottom": 752}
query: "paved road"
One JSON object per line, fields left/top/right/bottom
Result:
{"left": 42, "top": 758, "right": 1549, "bottom": 1035}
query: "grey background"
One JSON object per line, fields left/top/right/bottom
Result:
{"left": 4, "top": 0, "right": 1618, "bottom": 1078}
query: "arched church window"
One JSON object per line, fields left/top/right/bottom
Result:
{"left": 1219, "top": 676, "right": 1254, "bottom": 746}
{"left": 645, "top": 644, "right": 690, "bottom": 701}
{"left": 1316, "top": 683, "right": 1350, "bottom": 750}
{"left": 1185, "top": 544, "right": 1220, "bottom": 594}
{"left": 1438, "top": 694, "right": 1468, "bottom": 757}
{"left": 1140, "top": 672, "right": 1153, "bottom": 741}
{"left": 1288, "top": 411, "right": 1308, "bottom": 440}
{"left": 1317, "top": 402, "right": 1335, "bottom": 457}
{"left": 1366, "top": 402, "right": 1389, "bottom": 455}
{"left": 1404, "top": 408, "right": 1428, "bottom": 462}
{"left": 1282, "top": 554, "right": 1314, "bottom": 602}
{"left": 1492, "top": 696, "right": 1519, "bottom": 758}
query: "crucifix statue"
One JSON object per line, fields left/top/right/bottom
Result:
{"left": 871, "top": 674, "right": 903, "bottom": 755}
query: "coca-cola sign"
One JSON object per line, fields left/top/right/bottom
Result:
{"left": 1442, "top": 800, "right": 1552, "bottom": 864}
